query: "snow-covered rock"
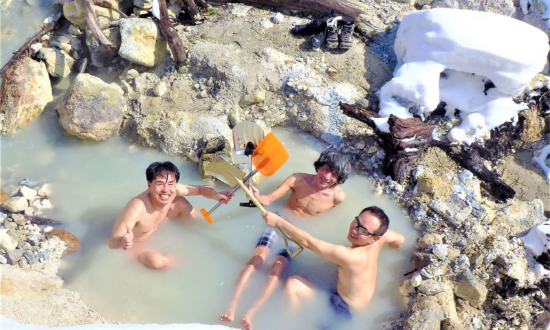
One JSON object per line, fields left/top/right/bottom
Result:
{"left": 376, "top": 8, "right": 549, "bottom": 144}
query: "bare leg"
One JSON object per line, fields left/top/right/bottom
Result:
{"left": 135, "top": 250, "right": 172, "bottom": 269}
{"left": 220, "top": 246, "right": 270, "bottom": 322}
{"left": 241, "top": 255, "right": 289, "bottom": 330}
{"left": 283, "top": 275, "right": 316, "bottom": 311}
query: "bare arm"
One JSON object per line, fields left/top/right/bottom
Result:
{"left": 382, "top": 229, "right": 405, "bottom": 248}
{"left": 262, "top": 212, "right": 352, "bottom": 266}
{"left": 176, "top": 183, "right": 233, "bottom": 204}
{"left": 251, "top": 174, "right": 297, "bottom": 206}
{"left": 333, "top": 189, "right": 346, "bottom": 207}
{"left": 109, "top": 199, "right": 142, "bottom": 250}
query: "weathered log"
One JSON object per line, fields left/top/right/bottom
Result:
{"left": 0, "top": 21, "right": 57, "bottom": 77}
{"left": 92, "top": 0, "right": 128, "bottom": 18}
{"left": 212, "top": 0, "right": 385, "bottom": 37}
{"left": 181, "top": 0, "right": 200, "bottom": 21}
{"left": 155, "top": 0, "right": 188, "bottom": 65}
{"left": 340, "top": 102, "right": 516, "bottom": 201}
{"left": 99, "top": 20, "right": 120, "bottom": 30}
{"left": 84, "top": 0, "right": 116, "bottom": 49}
{"left": 431, "top": 140, "right": 515, "bottom": 201}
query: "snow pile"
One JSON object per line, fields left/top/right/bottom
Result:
{"left": 1, "top": 316, "right": 238, "bottom": 330}
{"left": 524, "top": 219, "right": 550, "bottom": 276}
{"left": 377, "top": 8, "right": 549, "bottom": 144}
{"left": 533, "top": 145, "right": 550, "bottom": 181}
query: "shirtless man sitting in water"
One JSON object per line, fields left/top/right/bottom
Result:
{"left": 108, "top": 161, "right": 233, "bottom": 269}
{"left": 262, "top": 206, "right": 405, "bottom": 330}
{"left": 219, "top": 149, "right": 351, "bottom": 329}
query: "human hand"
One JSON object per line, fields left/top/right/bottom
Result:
{"left": 261, "top": 211, "right": 279, "bottom": 227}
{"left": 217, "top": 190, "right": 234, "bottom": 204}
{"left": 122, "top": 225, "right": 133, "bottom": 251}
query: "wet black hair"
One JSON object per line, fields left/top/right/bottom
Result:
{"left": 359, "top": 206, "right": 389, "bottom": 236}
{"left": 146, "top": 161, "right": 180, "bottom": 183}
{"left": 313, "top": 148, "right": 351, "bottom": 184}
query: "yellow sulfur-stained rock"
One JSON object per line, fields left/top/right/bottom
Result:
{"left": 0, "top": 57, "right": 53, "bottom": 135}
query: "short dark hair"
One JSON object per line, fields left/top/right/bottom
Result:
{"left": 313, "top": 148, "right": 351, "bottom": 184}
{"left": 359, "top": 206, "right": 389, "bottom": 236}
{"left": 146, "top": 161, "right": 180, "bottom": 183}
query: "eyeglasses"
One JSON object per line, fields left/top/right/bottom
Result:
{"left": 353, "top": 217, "right": 376, "bottom": 236}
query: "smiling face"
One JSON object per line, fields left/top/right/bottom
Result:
{"left": 147, "top": 172, "right": 177, "bottom": 206}
{"left": 347, "top": 211, "right": 381, "bottom": 246}
{"left": 314, "top": 164, "right": 339, "bottom": 188}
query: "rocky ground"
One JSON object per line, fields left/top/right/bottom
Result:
{"left": 1, "top": 0, "right": 550, "bottom": 329}
{"left": 0, "top": 180, "right": 110, "bottom": 326}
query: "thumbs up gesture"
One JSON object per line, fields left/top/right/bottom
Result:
{"left": 122, "top": 225, "right": 133, "bottom": 251}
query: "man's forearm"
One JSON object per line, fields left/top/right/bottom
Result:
{"left": 108, "top": 236, "right": 122, "bottom": 249}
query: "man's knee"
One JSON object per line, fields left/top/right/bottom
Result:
{"left": 247, "top": 246, "right": 270, "bottom": 269}
{"left": 284, "top": 275, "right": 306, "bottom": 292}
{"left": 138, "top": 251, "right": 171, "bottom": 270}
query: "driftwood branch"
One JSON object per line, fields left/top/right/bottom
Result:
{"left": 181, "top": 0, "right": 200, "bottom": 21}
{"left": 0, "top": 21, "right": 58, "bottom": 77}
{"left": 92, "top": 0, "right": 128, "bottom": 18}
{"left": 99, "top": 20, "right": 120, "bottom": 30}
{"left": 84, "top": 0, "right": 116, "bottom": 49}
{"left": 340, "top": 102, "right": 516, "bottom": 202}
{"left": 79, "top": 58, "right": 88, "bottom": 73}
{"left": 212, "top": 0, "right": 385, "bottom": 37}
{"left": 155, "top": 0, "right": 188, "bottom": 65}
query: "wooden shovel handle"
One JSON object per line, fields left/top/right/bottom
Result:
{"left": 233, "top": 177, "right": 304, "bottom": 259}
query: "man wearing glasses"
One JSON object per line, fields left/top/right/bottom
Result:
{"left": 261, "top": 206, "right": 405, "bottom": 329}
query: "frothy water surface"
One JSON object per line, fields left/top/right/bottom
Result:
{"left": 2, "top": 106, "right": 418, "bottom": 329}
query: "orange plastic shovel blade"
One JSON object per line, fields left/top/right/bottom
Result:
{"left": 252, "top": 133, "right": 289, "bottom": 177}
{"left": 200, "top": 208, "right": 213, "bottom": 223}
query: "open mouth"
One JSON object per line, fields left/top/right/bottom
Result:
{"left": 159, "top": 194, "right": 171, "bottom": 201}
{"left": 350, "top": 232, "right": 358, "bottom": 239}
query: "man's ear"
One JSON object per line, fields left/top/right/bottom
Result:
{"left": 370, "top": 236, "right": 381, "bottom": 244}
{"left": 147, "top": 181, "right": 151, "bottom": 188}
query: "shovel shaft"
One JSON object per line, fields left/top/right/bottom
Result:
{"left": 206, "top": 170, "right": 257, "bottom": 215}
{"left": 232, "top": 176, "right": 304, "bottom": 259}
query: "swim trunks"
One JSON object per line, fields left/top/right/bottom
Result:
{"left": 318, "top": 291, "right": 352, "bottom": 330}
{"left": 329, "top": 291, "right": 352, "bottom": 319}
{"left": 255, "top": 215, "right": 298, "bottom": 261}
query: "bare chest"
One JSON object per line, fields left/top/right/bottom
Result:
{"left": 287, "top": 189, "right": 335, "bottom": 215}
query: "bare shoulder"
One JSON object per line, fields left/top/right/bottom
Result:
{"left": 333, "top": 185, "right": 346, "bottom": 205}
{"left": 124, "top": 195, "right": 148, "bottom": 216}
{"left": 380, "top": 229, "right": 405, "bottom": 248}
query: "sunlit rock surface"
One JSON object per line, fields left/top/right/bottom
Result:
{"left": 118, "top": 18, "right": 167, "bottom": 67}
{"left": 0, "top": 57, "right": 53, "bottom": 135}
{"left": 56, "top": 73, "right": 125, "bottom": 142}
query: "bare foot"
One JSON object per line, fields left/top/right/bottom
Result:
{"left": 241, "top": 315, "right": 253, "bottom": 330}
{"left": 219, "top": 310, "right": 234, "bottom": 322}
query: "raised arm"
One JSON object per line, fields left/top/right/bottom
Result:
{"left": 251, "top": 174, "right": 297, "bottom": 206}
{"left": 176, "top": 183, "right": 233, "bottom": 204}
{"left": 262, "top": 211, "right": 352, "bottom": 266}
{"left": 381, "top": 229, "right": 405, "bottom": 248}
{"left": 109, "top": 199, "right": 142, "bottom": 250}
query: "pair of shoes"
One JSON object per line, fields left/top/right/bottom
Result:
{"left": 327, "top": 17, "right": 355, "bottom": 50}
{"left": 291, "top": 10, "right": 336, "bottom": 36}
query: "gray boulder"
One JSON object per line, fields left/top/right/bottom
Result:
{"left": 56, "top": 73, "right": 125, "bottom": 142}
{"left": 453, "top": 271, "right": 488, "bottom": 308}
{"left": 37, "top": 48, "right": 75, "bottom": 78}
